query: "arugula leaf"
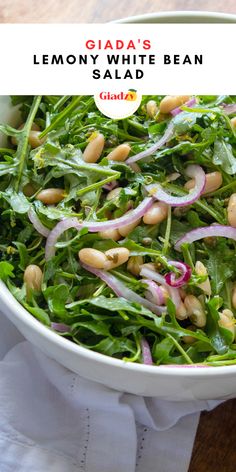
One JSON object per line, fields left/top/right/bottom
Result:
{"left": 213, "top": 139, "right": 236, "bottom": 175}
{"left": 87, "top": 296, "right": 156, "bottom": 317}
{"left": 2, "top": 190, "right": 30, "bottom": 214}
{"left": 1, "top": 94, "right": 235, "bottom": 366}
{"left": 172, "top": 110, "right": 201, "bottom": 134}
{"left": 44, "top": 284, "right": 70, "bottom": 317}
{"left": 153, "top": 337, "right": 174, "bottom": 364}
{"left": 23, "top": 303, "right": 51, "bottom": 326}
{"left": 206, "top": 248, "right": 234, "bottom": 294}
{"left": 85, "top": 337, "right": 136, "bottom": 357}
{"left": 0, "top": 261, "right": 15, "bottom": 281}
{"left": 71, "top": 320, "right": 111, "bottom": 337}
{"left": 13, "top": 242, "right": 29, "bottom": 270}
{"left": 206, "top": 297, "right": 229, "bottom": 354}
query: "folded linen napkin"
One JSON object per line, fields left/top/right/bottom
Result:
{"left": 0, "top": 313, "right": 221, "bottom": 472}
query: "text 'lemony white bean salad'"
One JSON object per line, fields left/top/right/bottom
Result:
{"left": 0, "top": 95, "right": 236, "bottom": 366}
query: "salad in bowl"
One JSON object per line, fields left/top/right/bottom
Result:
{"left": 0, "top": 94, "right": 236, "bottom": 368}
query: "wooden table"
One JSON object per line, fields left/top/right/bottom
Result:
{"left": 0, "top": 1, "right": 235, "bottom": 471}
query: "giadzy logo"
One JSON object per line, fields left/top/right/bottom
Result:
{"left": 99, "top": 90, "right": 138, "bottom": 101}
{"left": 94, "top": 89, "right": 142, "bottom": 119}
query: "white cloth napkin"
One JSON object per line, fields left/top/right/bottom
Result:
{"left": 0, "top": 313, "right": 221, "bottom": 472}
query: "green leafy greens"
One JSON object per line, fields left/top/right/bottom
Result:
{"left": 0, "top": 94, "right": 236, "bottom": 366}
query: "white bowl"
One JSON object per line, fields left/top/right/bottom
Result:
{"left": 115, "top": 10, "right": 236, "bottom": 24}
{"left": 1, "top": 11, "right": 236, "bottom": 400}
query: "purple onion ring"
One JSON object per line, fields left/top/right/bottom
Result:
{"left": 80, "top": 262, "right": 166, "bottom": 316}
{"left": 141, "top": 337, "right": 153, "bottom": 365}
{"left": 126, "top": 122, "right": 174, "bottom": 165}
{"left": 142, "top": 279, "right": 166, "bottom": 305}
{"left": 51, "top": 322, "right": 71, "bottom": 333}
{"left": 28, "top": 208, "right": 50, "bottom": 237}
{"left": 175, "top": 225, "right": 236, "bottom": 251}
{"left": 164, "top": 261, "right": 192, "bottom": 288}
{"left": 146, "top": 164, "right": 206, "bottom": 207}
{"left": 45, "top": 197, "right": 153, "bottom": 260}
{"left": 170, "top": 97, "right": 197, "bottom": 116}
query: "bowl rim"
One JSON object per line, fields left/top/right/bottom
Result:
{"left": 114, "top": 10, "right": 236, "bottom": 23}
{"left": 1, "top": 280, "right": 235, "bottom": 377}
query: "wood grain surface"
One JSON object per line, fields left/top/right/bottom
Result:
{"left": 189, "top": 400, "right": 236, "bottom": 472}
{"left": 0, "top": 1, "right": 235, "bottom": 471}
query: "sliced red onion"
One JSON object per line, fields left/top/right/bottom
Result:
{"left": 167, "top": 286, "right": 182, "bottom": 308}
{"left": 141, "top": 337, "right": 153, "bottom": 365}
{"left": 175, "top": 225, "right": 236, "bottom": 251}
{"left": 222, "top": 103, "right": 236, "bottom": 115}
{"left": 81, "top": 262, "right": 166, "bottom": 315}
{"left": 126, "top": 122, "right": 174, "bottom": 165}
{"left": 45, "top": 197, "right": 153, "bottom": 260}
{"left": 140, "top": 266, "right": 181, "bottom": 308}
{"left": 28, "top": 207, "right": 50, "bottom": 237}
{"left": 103, "top": 181, "right": 118, "bottom": 191}
{"left": 140, "top": 266, "right": 165, "bottom": 285}
{"left": 146, "top": 165, "right": 206, "bottom": 207}
{"left": 142, "top": 279, "right": 165, "bottom": 305}
{"left": 165, "top": 261, "right": 192, "bottom": 288}
{"left": 51, "top": 322, "right": 71, "bottom": 333}
{"left": 170, "top": 97, "right": 197, "bottom": 116}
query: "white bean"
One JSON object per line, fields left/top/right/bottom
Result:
{"left": 184, "top": 295, "right": 206, "bottom": 327}
{"left": 227, "top": 193, "right": 236, "bottom": 228}
{"left": 159, "top": 95, "right": 190, "bottom": 114}
{"left": 99, "top": 229, "right": 121, "bottom": 241}
{"left": 106, "top": 144, "right": 130, "bottom": 162}
{"left": 176, "top": 302, "right": 188, "bottom": 320}
{"left": 104, "top": 247, "right": 130, "bottom": 270}
{"left": 106, "top": 187, "right": 122, "bottom": 201}
{"left": 195, "top": 261, "right": 211, "bottom": 296}
{"left": 185, "top": 171, "right": 222, "bottom": 195}
{"left": 127, "top": 256, "right": 144, "bottom": 276}
{"left": 143, "top": 202, "right": 168, "bottom": 225}
{"left": 167, "top": 172, "right": 181, "bottom": 182}
{"left": 146, "top": 100, "right": 158, "bottom": 118}
{"left": 78, "top": 248, "right": 107, "bottom": 269}
{"left": 118, "top": 213, "right": 141, "bottom": 237}
{"left": 36, "top": 188, "right": 65, "bottom": 205}
{"left": 218, "top": 311, "right": 235, "bottom": 338}
{"left": 24, "top": 264, "right": 43, "bottom": 295}
{"left": 83, "top": 133, "right": 105, "bottom": 163}
{"left": 12, "top": 122, "right": 45, "bottom": 148}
